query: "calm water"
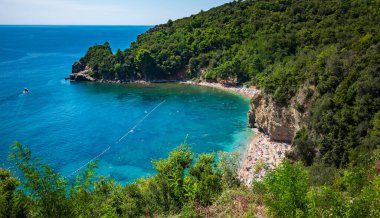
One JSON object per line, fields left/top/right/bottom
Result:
{"left": 0, "top": 26, "right": 251, "bottom": 183}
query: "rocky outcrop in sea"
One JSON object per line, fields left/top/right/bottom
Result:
{"left": 69, "top": 61, "right": 95, "bottom": 81}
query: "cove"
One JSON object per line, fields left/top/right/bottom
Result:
{"left": 0, "top": 26, "right": 251, "bottom": 184}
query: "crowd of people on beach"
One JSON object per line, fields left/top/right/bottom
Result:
{"left": 239, "top": 130, "right": 290, "bottom": 186}
{"left": 233, "top": 86, "right": 261, "bottom": 98}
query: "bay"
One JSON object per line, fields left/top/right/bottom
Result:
{"left": 0, "top": 26, "right": 251, "bottom": 183}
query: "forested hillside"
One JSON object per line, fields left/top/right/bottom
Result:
{"left": 74, "top": 0, "right": 380, "bottom": 169}
{"left": 1, "top": 0, "right": 379, "bottom": 217}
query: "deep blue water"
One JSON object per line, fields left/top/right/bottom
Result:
{"left": 0, "top": 26, "right": 251, "bottom": 183}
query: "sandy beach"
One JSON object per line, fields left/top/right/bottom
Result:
{"left": 238, "top": 128, "right": 291, "bottom": 185}
{"left": 180, "top": 81, "right": 261, "bottom": 99}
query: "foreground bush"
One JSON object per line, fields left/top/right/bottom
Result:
{"left": 1, "top": 142, "right": 245, "bottom": 217}
{"left": 2, "top": 142, "right": 379, "bottom": 217}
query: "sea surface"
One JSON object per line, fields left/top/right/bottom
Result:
{"left": 0, "top": 26, "right": 251, "bottom": 183}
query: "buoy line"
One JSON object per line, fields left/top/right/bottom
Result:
{"left": 66, "top": 100, "right": 166, "bottom": 178}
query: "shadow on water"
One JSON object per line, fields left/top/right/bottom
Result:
{"left": 115, "top": 93, "right": 135, "bottom": 100}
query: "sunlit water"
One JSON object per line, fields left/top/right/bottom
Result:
{"left": 0, "top": 26, "right": 251, "bottom": 183}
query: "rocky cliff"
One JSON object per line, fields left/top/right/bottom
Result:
{"left": 69, "top": 62, "right": 96, "bottom": 82}
{"left": 248, "top": 87, "right": 314, "bottom": 143}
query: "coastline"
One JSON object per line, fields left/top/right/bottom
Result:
{"left": 179, "top": 81, "right": 260, "bottom": 99}
{"left": 163, "top": 81, "right": 291, "bottom": 185}
{"left": 179, "top": 81, "right": 292, "bottom": 185}
{"left": 71, "top": 78, "right": 289, "bottom": 185}
{"left": 85, "top": 79, "right": 261, "bottom": 99}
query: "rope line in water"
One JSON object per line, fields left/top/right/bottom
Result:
{"left": 117, "top": 100, "right": 166, "bottom": 143}
{"left": 66, "top": 100, "right": 166, "bottom": 178}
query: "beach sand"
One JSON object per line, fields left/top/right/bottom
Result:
{"left": 238, "top": 128, "right": 291, "bottom": 185}
{"left": 180, "top": 81, "right": 260, "bottom": 99}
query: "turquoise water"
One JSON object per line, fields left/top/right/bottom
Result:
{"left": 0, "top": 26, "right": 251, "bottom": 183}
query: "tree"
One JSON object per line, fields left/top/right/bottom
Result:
{"left": 134, "top": 49, "right": 157, "bottom": 80}
{"left": 7, "top": 142, "right": 107, "bottom": 217}
{"left": 9, "top": 142, "right": 71, "bottom": 217}
{"left": 188, "top": 153, "right": 222, "bottom": 205}
{"left": 264, "top": 160, "right": 309, "bottom": 217}
{"left": 0, "top": 168, "right": 27, "bottom": 217}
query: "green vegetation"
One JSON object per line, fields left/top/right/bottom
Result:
{"left": 2, "top": 143, "right": 379, "bottom": 217}
{"left": 263, "top": 161, "right": 309, "bottom": 217}
{"left": 76, "top": 0, "right": 380, "bottom": 178}
{"left": 3, "top": 0, "right": 379, "bottom": 216}
{"left": 78, "top": 0, "right": 379, "bottom": 90}
{"left": 1, "top": 142, "right": 243, "bottom": 217}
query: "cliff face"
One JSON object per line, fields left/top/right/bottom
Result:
{"left": 248, "top": 88, "right": 313, "bottom": 143}
{"left": 69, "top": 62, "right": 95, "bottom": 82}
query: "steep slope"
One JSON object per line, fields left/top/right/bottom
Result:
{"left": 70, "top": 0, "right": 380, "bottom": 168}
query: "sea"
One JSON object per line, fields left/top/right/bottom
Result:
{"left": 0, "top": 26, "right": 251, "bottom": 183}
